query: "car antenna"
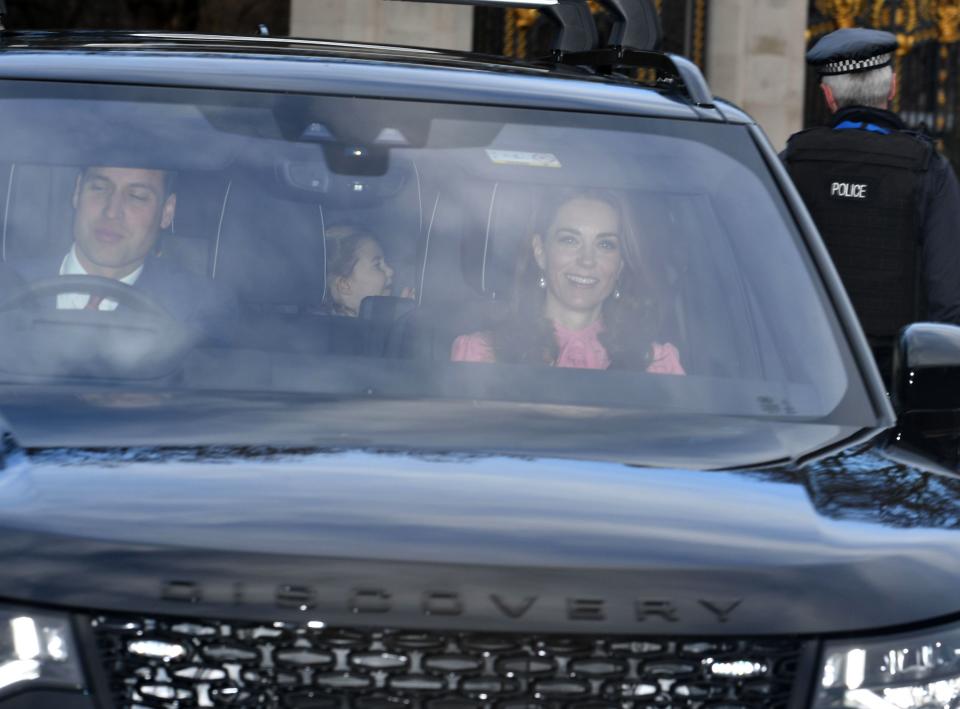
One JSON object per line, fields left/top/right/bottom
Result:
{"left": 257, "top": 24, "right": 270, "bottom": 37}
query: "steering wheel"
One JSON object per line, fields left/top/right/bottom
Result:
{"left": 0, "top": 275, "right": 192, "bottom": 379}
{"left": 0, "top": 275, "right": 173, "bottom": 320}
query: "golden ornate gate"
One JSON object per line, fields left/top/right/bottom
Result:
{"left": 807, "top": 1, "right": 960, "bottom": 162}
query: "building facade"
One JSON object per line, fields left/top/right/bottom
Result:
{"left": 290, "top": 0, "right": 472, "bottom": 51}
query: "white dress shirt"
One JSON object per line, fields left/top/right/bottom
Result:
{"left": 57, "top": 245, "right": 143, "bottom": 311}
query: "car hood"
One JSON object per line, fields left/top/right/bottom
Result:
{"left": 0, "top": 385, "right": 868, "bottom": 470}
{"left": 0, "top": 439, "right": 957, "bottom": 636}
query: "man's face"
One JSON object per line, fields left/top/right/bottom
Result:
{"left": 72, "top": 167, "right": 176, "bottom": 279}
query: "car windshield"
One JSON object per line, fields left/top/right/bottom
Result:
{"left": 0, "top": 80, "right": 870, "bottom": 459}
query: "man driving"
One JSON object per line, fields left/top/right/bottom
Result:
{"left": 62, "top": 166, "right": 176, "bottom": 308}
{"left": 16, "top": 165, "right": 232, "bottom": 335}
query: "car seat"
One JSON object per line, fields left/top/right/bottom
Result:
{"left": 211, "top": 171, "right": 339, "bottom": 354}
{"left": 323, "top": 156, "right": 425, "bottom": 357}
{"left": 387, "top": 178, "right": 521, "bottom": 361}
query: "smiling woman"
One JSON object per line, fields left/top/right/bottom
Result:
{"left": 451, "top": 188, "right": 684, "bottom": 373}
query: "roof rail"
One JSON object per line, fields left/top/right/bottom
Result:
{"left": 560, "top": 48, "right": 714, "bottom": 106}
{"left": 543, "top": 0, "right": 597, "bottom": 55}
{"left": 595, "top": 0, "right": 661, "bottom": 52}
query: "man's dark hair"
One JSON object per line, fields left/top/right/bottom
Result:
{"left": 161, "top": 170, "right": 177, "bottom": 197}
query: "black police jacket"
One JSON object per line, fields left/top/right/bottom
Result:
{"left": 783, "top": 106, "right": 960, "bottom": 332}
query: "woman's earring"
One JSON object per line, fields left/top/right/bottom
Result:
{"left": 538, "top": 274, "right": 547, "bottom": 290}
{"left": 613, "top": 286, "right": 622, "bottom": 300}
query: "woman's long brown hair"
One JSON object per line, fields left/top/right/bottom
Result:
{"left": 491, "top": 188, "right": 664, "bottom": 369}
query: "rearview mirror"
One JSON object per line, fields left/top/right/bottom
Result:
{"left": 886, "top": 323, "right": 960, "bottom": 473}
{"left": 892, "top": 323, "right": 960, "bottom": 413}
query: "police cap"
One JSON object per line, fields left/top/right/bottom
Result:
{"left": 806, "top": 28, "right": 898, "bottom": 76}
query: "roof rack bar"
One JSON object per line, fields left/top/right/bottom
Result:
{"left": 542, "top": 0, "right": 597, "bottom": 54}
{"left": 388, "top": 0, "right": 662, "bottom": 54}
{"left": 595, "top": 0, "right": 661, "bottom": 51}
{"left": 386, "top": 0, "right": 712, "bottom": 106}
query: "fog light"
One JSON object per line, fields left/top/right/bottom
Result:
{"left": 0, "top": 607, "right": 83, "bottom": 695}
{"left": 815, "top": 622, "right": 960, "bottom": 709}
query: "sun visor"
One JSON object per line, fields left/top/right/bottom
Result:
{"left": 0, "top": 96, "right": 245, "bottom": 171}
{"left": 275, "top": 95, "right": 430, "bottom": 148}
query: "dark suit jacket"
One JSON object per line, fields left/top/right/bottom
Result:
{"left": 12, "top": 253, "right": 237, "bottom": 342}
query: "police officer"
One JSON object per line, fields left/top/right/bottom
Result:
{"left": 782, "top": 28, "right": 960, "bottom": 375}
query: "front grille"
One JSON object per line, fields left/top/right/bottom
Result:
{"left": 92, "top": 614, "right": 802, "bottom": 709}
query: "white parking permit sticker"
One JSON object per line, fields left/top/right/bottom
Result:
{"left": 486, "top": 150, "right": 562, "bottom": 168}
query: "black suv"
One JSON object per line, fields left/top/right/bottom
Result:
{"left": 1, "top": 1, "right": 960, "bottom": 708}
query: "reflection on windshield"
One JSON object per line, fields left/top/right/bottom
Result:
{"left": 0, "top": 80, "right": 861, "bottom": 433}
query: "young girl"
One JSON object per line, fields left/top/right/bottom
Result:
{"left": 323, "top": 225, "right": 411, "bottom": 317}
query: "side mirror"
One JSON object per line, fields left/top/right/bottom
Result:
{"left": 887, "top": 323, "right": 960, "bottom": 473}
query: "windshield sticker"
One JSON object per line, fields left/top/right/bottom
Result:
{"left": 485, "top": 149, "right": 562, "bottom": 168}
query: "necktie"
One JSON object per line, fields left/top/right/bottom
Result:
{"left": 84, "top": 294, "right": 104, "bottom": 311}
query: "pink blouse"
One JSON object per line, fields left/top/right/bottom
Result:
{"left": 451, "top": 320, "right": 685, "bottom": 375}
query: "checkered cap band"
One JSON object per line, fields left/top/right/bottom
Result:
{"left": 820, "top": 53, "right": 892, "bottom": 75}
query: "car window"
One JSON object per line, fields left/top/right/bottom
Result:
{"left": 0, "top": 80, "right": 863, "bottom": 430}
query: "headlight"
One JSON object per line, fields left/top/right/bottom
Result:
{"left": 0, "top": 606, "right": 83, "bottom": 696}
{"left": 815, "top": 622, "right": 960, "bottom": 709}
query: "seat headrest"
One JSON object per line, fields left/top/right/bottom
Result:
{"left": 457, "top": 180, "right": 540, "bottom": 301}
{"left": 214, "top": 174, "right": 326, "bottom": 310}
{"left": 416, "top": 179, "right": 540, "bottom": 308}
{"left": 0, "top": 163, "right": 77, "bottom": 264}
{"left": 158, "top": 171, "right": 232, "bottom": 277}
